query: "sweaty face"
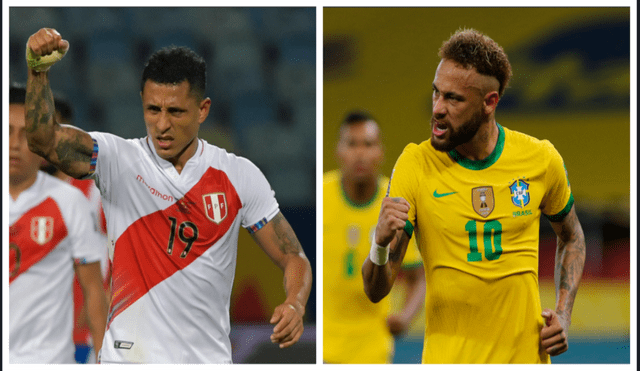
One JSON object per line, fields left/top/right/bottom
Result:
{"left": 430, "top": 59, "right": 490, "bottom": 152}
{"left": 9, "top": 104, "right": 43, "bottom": 185}
{"left": 141, "top": 80, "right": 210, "bottom": 169}
{"left": 336, "top": 120, "right": 383, "bottom": 184}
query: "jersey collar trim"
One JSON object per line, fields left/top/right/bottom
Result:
{"left": 340, "top": 175, "right": 380, "bottom": 209}
{"left": 448, "top": 123, "right": 505, "bottom": 170}
{"left": 144, "top": 137, "right": 203, "bottom": 171}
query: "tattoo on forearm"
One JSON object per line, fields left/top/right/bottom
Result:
{"left": 555, "top": 210, "right": 586, "bottom": 313}
{"left": 55, "top": 130, "right": 92, "bottom": 167}
{"left": 271, "top": 213, "right": 303, "bottom": 255}
{"left": 389, "top": 232, "right": 407, "bottom": 263}
{"left": 25, "top": 77, "right": 55, "bottom": 135}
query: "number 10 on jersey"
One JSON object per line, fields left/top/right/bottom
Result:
{"left": 465, "top": 220, "right": 502, "bottom": 262}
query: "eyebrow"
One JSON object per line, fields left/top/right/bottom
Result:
{"left": 432, "top": 83, "right": 465, "bottom": 100}
{"left": 145, "top": 104, "right": 186, "bottom": 112}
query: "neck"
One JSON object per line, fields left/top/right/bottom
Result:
{"left": 10, "top": 172, "right": 39, "bottom": 201}
{"left": 157, "top": 137, "right": 198, "bottom": 175}
{"left": 342, "top": 175, "right": 377, "bottom": 205}
{"left": 455, "top": 120, "right": 499, "bottom": 161}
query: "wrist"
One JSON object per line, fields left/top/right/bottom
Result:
{"left": 369, "top": 236, "right": 390, "bottom": 265}
{"left": 284, "top": 300, "right": 305, "bottom": 316}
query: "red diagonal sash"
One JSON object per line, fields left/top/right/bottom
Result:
{"left": 107, "top": 167, "right": 242, "bottom": 328}
{"left": 9, "top": 197, "right": 68, "bottom": 284}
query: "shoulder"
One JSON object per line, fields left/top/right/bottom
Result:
{"left": 377, "top": 174, "right": 390, "bottom": 189}
{"left": 323, "top": 170, "right": 341, "bottom": 185}
{"left": 41, "top": 173, "right": 89, "bottom": 211}
{"left": 202, "top": 140, "right": 267, "bottom": 179}
{"left": 395, "top": 140, "right": 436, "bottom": 172}
{"left": 502, "top": 126, "right": 561, "bottom": 161}
{"left": 89, "top": 131, "right": 147, "bottom": 152}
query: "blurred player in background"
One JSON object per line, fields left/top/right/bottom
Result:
{"left": 9, "top": 83, "right": 109, "bottom": 363}
{"left": 24, "top": 27, "right": 312, "bottom": 364}
{"left": 323, "top": 111, "right": 425, "bottom": 363}
{"left": 362, "top": 28, "right": 586, "bottom": 363}
{"left": 39, "top": 93, "right": 111, "bottom": 364}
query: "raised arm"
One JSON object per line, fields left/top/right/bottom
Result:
{"left": 251, "top": 212, "right": 312, "bottom": 348}
{"left": 540, "top": 205, "right": 586, "bottom": 356}
{"left": 25, "top": 28, "right": 95, "bottom": 179}
{"left": 362, "top": 196, "right": 412, "bottom": 303}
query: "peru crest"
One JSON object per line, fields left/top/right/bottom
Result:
{"left": 30, "top": 216, "right": 54, "bottom": 245}
{"left": 203, "top": 193, "right": 227, "bottom": 224}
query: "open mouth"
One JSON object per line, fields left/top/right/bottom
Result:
{"left": 157, "top": 138, "right": 173, "bottom": 149}
{"left": 432, "top": 120, "right": 448, "bottom": 137}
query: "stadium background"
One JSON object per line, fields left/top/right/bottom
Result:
{"left": 9, "top": 7, "right": 316, "bottom": 363}
{"left": 324, "top": 7, "right": 631, "bottom": 364}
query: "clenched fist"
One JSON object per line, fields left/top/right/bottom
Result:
{"left": 26, "top": 28, "right": 69, "bottom": 72}
{"left": 375, "top": 196, "right": 410, "bottom": 247}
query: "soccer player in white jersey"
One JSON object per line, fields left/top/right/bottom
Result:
{"left": 9, "top": 83, "right": 109, "bottom": 363}
{"left": 24, "top": 28, "right": 313, "bottom": 364}
{"left": 40, "top": 93, "right": 110, "bottom": 364}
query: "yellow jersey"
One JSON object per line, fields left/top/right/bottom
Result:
{"left": 323, "top": 170, "right": 422, "bottom": 364}
{"left": 390, "top": 124, "right": 573, "bottom": 364}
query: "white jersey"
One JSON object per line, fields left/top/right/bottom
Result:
{"left": 89, "top": 133, "right": 279, "bottom": 364}
{"left": 9, "top": 172, "right": 104, "bottom": 364}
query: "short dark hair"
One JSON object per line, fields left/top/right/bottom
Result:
{"left": 141, "top": 45, "right": 206, "bottom": 100}
{"left": 341, "top": 110, "right": 376, "bottom": 128}
{"left": 10, "top": 82, "right": 27, "bottom": 104}
{"left": 439, "top": 28, "right": 512, "bottom": 97}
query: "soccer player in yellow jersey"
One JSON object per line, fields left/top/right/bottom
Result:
{"left": 324, "top": 112, "right": 425, "bottom": 363}
{"left": 362, "top": 29, "right": 586, "bottom": 364}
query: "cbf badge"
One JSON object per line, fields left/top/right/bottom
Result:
{"left": 472, "top": 186, "right": 494, "bottom": 218}
{"left": 203, "top": 193, "right": 227, "bottom": 224}
{"left": 510, "top": 180, "right": 530, "bottom": 208}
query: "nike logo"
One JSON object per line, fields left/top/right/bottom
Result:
{"left": 433, "top": 189, "right": 457, "bottom": 198}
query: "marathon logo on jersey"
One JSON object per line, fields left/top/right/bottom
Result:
{"left": 30, "top": 216, "right": 54, "bottom": 245}
{"left": 510, "top": 179, "right": 530, "bottom": 208}
{"left": 114, "top": 341, "right": 134, "bottom": 349}
{"left": 203, "top": 193, "right": 227, "bottom": 224}
{"left": 472, "top": 186, "right": 494, "bottom": 218}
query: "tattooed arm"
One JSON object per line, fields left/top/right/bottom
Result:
{"left": 362, "top": 229, "right": 411, "bottom": 303}
{"left": 540, "top": 205, "right": 586, "bottom": 356}
{"left": 251, "top": 212, "right": 312, "bottom": 348}
{"left": 25, "top": 28, "right": 95, "bottom": 179}
{"left": 362, "top": 196, "right": 412, "bottom": 303}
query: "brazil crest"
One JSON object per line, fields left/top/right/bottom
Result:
{"left": 509, "top": 179, "right": 530, "bottom": 208}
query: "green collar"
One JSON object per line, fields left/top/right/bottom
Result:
{"left": 448, "top": 123, "right": 505, "bottom": 170}
{"left": 341, "top": 177, "right": 379, "bottom": 209}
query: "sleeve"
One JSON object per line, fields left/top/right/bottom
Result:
{"left": 62, "top": 189, "right": 104, "bottom": 265}
{"left": 237, "top": 157, "right": 280, "bottom": 232}
{"left": 87, "top": 131, "right": 122, "bottom": 199}
{"left": 389, "top": 144, "right": 421, "bottom": 237}
{"left": 540, "top": 141, "right": 574, "bottom": 222}
{"left": 401, "top": 238, "right": 423, "bottom": 269}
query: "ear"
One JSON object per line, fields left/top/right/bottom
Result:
{"left": 483, "top": 91, "right": 500, "bottom": 115}
{"left": 198, "top": 98, "right": 212, "bottom": 123}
